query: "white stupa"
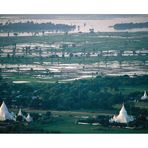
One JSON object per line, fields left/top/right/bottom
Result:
{"left": 26, "top": 113, "right": 33, "bottom": 122}
{"left": 141, "top": 91, "right": 148, "bottom": 100}
{"left": 18, "top": 108, "right": 23, "bottom": 116}
{"left": 17, "top": 108, "right": 26, "bottom": 120}
{"left": 0, "top": 101, "right": 15, "bottom": 121}
{"left": 109, "top": 104, "right": 134, "bottom": 124}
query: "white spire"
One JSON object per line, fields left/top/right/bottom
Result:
{"left": 144, "top": 91, "right": 147, "bottom": 96}
{"left": 119, "top": 104, "right": 127, "bottom": 114}
{"left": 18, "top": 108, "right": 23, "bottom": 116}
{"left": 17, "top": 108, "right": 27, "bottom": 121}
{"left": 26, "top": 113, "right": 33, "bottom": 122}
{"left": 109, "top": 104, "right": 134, "bottom": 124}
{"left": 0, "top": 101, "right": 15, "bottom": 121}
{"left": 119, "top": 104, "right": 128, "bottom": 117}
{"left": 141, "top": 91, "right": 148, "bottom": 100}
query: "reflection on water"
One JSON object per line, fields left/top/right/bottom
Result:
{"left": 13, "top": 81, "right": 30, "bottom": 84}
{"left": 1, "top": 60, "right": 148, "bottom": 82}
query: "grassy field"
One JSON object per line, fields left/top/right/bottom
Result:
{"left": 0, "top": 32, "right": 148, "bottom": 48}
{"left": 113, "top": 101, "right": 148, "bottom": 110}
{"left": 134, "top": 102, "right": 148, "bottom": 109}
{"left": 7, "top": 108, "right": 148, "bottom": 133}
{"left": 27, "top": 109, "right": 148, "bottom": 133}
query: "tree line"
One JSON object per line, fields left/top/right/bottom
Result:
{"left": 0, "top": 21, "right": 76, "bottom": 33}
{"left": 113, "top": 22, "right": 148, "bottom": 30}
{"left": 0, "top": 75, "right": 148, "bottom": 111}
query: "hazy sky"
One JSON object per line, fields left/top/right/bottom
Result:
{"left": 0, "top": 0, "right": 148, "bottom": 14}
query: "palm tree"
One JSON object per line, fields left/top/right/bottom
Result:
{"left": 42, "top": 30, "right": 45, "bottom": 36}
{"left": 17, "top": 66, "right": 20, "bottom": 76}
{"left": 12, "top": 43, "right": 16, "bottom": 57}
{"left": 69, "top": 52, "right": 73, "bottom": 60}
{"left": 30, "top": 68, "right": 34, "bottom": 75}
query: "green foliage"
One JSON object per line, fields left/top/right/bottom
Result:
{"left": 0, "top": 75, "right": 148, "bottom": 111}
{"left": 114, "top": 22, "right": 148, "bottom": 30}
{"left": 0, "top": 21, "right": 76, "bottom": 32}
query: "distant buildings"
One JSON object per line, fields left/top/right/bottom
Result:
{"left": 109, "top": 104, "right": 134, "bottom": 124}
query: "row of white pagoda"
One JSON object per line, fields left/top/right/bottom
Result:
{"left": 0, "top": 101, "right": 33, "bottom": 122}
{"left": 0, "top": 91, "right": 147, "bottom": 123}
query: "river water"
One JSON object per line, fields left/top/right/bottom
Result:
{"left": 0, "top": 14, "right": 148, "bottom": 36}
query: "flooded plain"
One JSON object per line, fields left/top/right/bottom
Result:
{"left": 0, "top": 39, "right": 148, "bottom": 82}
{"left": 0, "top": 15, "right": 148, "bottom": 82}
{"left": 1, "top": 59, "right": 148, "bottom": 83}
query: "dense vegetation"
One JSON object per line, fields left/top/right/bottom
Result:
{"left": 113, "top": 22, "right": 148, "bottom": 30}
{"left": 0, "top": 21, "right": 76, "bottom": 33}
{"left": 0, "top": 75, "right": 148, "bottom": 111}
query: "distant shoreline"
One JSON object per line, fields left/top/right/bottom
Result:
{"left": 113, "top": 22, "right": 148, "bottom": 30}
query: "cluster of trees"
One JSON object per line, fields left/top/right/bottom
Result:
{"left": 0, "top": 21, "right": 76, "bottom": 33}
{"left": 113, "top": 22, "right": 148, "bottom": 30}
{"left": 0, "top": 75, "right": 148, "bottom": 111}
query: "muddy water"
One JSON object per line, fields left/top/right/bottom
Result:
{"left": 0, "top": 15, "right": 148, "bottom": 37}
{"left": 1, "top": 59, "right": 148, "bottom": 82}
